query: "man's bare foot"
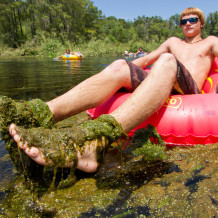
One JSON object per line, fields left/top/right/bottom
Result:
{"left": 9, "top": 124, "right": 108, "bottom": 172}
{"left": 9, "top": 114, "right": 123, "bottom": 173}
{"left": 10, "top": 123, "right": 54, "bottom": 165}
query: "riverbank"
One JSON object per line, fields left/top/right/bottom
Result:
{"left": 0, "top": 38, "right": 160, "bottom": 58}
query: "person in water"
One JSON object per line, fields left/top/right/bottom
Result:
{"left": 134, "top": 47, "right": 145, "bottom": 57}
{"left": 122, "top": 51, "right": 135, "bottom": 57}
{"left": 1, "top": 7, "right": 218, "bottom": 173}
{"left": 56, "top": 48, "right": 83, "bottom": 59}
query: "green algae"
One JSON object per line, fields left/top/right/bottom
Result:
{"left": 126, "top": 144, "right": 218, "bottom": 217}
{"left": 132, "top": 124, "right": 165, "bottom": 146}
{"left": 132, "top": 142, "right": 167, "bottom": 162}
{"left": 1, "top": 177, "right": 120, "bottom": 217}
{"left": 17, "top": 114, "right": 123, "bottom": 169}
{"left": 76, "top": 114, "right": 123, "bottom": 146}
{"left": 1, "top": 113, "right": 123, "bottom": 190}
{"left": 27, "top": 99, "right": 54, "bottom": 128}
{"left": 0, "top": 96, "right": 54, "bottom": 136}
{"left": 55, "top": 167, "right": 77, "bottom": 189}
{"left": 131, "top": 125, "right": 167, "bottom": 162}
{"left": 93, "top": 126, "right": 170, "bottom": 190}
{"left": 0, "top": 96, "right": 55, "bottom": 170}
{"left": 1, "top": 141, "right": 217, "bottom": 217}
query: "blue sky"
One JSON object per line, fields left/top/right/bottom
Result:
{"left": 91, "top": 0, "right": 217, "bottom": 21}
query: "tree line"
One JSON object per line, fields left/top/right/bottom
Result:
{"left": 0, "top": 0, "right": 217, "bottom": 54}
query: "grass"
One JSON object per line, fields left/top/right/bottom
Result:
{"left": 0, "top": 36, "right": 161, "bottom": 58}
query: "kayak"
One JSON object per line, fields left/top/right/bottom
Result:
{"left": 62, "top": 54, "right": 82, "bottom": 60}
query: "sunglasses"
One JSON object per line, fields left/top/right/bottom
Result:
{"left": 180, "top": 17, "right": 199, "bottom": 25}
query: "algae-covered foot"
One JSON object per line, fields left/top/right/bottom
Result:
{"left": 9, "top": 114, "right": 123, "bottom": 172}
{"left": 0, "top": 96, "right": 54, "bottom": 142}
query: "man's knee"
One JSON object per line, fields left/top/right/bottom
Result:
{"left": 156, "top": 53, "right": 177, "bottom": 76}
{"left": 149, "top": 53, "right": 177, "bottom": 85}
{"left": 109, "top": 59, "right": 129, "bottom": 73}
{"left": 157, "top": 53, "right": 177, "bottom": 67}
{"left": 106, "top": 59, "right": 131, "bottom": 85}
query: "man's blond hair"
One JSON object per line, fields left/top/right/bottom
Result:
{"left": 180, "top": 7, "right": 205, "bottom": 25}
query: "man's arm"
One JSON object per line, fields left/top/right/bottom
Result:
{"left": 132, "top": 37, "right": 176, "bottom": 68}
{"left": 211, "top": 36, "right": 218, "bottom": 58}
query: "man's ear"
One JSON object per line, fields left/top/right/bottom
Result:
{"left": 201, "top": 24, "right": 204, "bottom": 30}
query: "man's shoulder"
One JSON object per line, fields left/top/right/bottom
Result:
{"left": 206, "top": 35, "right": 217, "bottom": 39}
{"left": 201, "top": 36, "right": 218, "bottom": 48}
{"left": 209, "top": 35, "right": 218, "bottom": 41}
{"left": 166, "top": 37, "right": 182, "bottom": 43}
{"left": 163, "top": 37, "right": 182, "bottom": 47}
{"left": 169, "top": 36, "right": 181, "bottom": 40}
{"left": 158, "top": 37, "right": 182, "bottom": 51}
{"left": 203, "top": 35, "right": 218, "bottom": 42}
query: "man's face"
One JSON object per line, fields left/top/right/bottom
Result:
{"left": 180, "top": 14, "right": 203, "bottom": 37}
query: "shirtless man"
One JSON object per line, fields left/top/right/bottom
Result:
{"left": 4, "top": 7, "right": 218, "bottom": 173}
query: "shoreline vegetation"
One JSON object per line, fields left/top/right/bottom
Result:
{"left": 0, "top": 1, "right": 217, "bottom": 58}
{"left": 0, "top": 37, "right": 162, "bottom": 58}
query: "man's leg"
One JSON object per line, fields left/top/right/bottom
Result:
{"left": 47, "top": 59, "right": 132, "bottom": 122}
{"left": 9, "top": 54, "right": 178, "bottom": 172}
{"left": 111, "top": 53, "right": 177, "bottom": 133}
{"left": 5, "top": 59, "right": 131, "bottom": 172}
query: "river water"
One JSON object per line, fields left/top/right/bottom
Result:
{"left": 0, "top": 57, "right": 217, "bottom": 217}
{"left": 0, "top": 56, "right": 121, "bottom": 101}
{"left": 0, "top": 56, "right": 119, "bottom": 199}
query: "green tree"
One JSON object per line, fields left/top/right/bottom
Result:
{"left": 168, "top": 14, "right": 183, "bottom": 38}
{"left": 98, "top": 16, "right": 131, "bottom": 43}
{"left": 204, "top": 11, "right": 218, "bottom": 36}
{"left": 134, "top": 16, "right": 151, "bottom": 41}
{"left": 0, "top": 0, "right": 26, "bottom": 47}
{"left": 0, "top": 1, "right": 216, "bottom": 53}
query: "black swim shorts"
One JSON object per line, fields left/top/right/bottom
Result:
{"left": 126, "top": 59, "right": 200, "bottom": 94}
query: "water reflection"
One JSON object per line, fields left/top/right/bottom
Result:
{"left": 0, "top": 56, "right": 120, "bottom": 101}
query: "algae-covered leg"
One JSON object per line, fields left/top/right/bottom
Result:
{"left": 9, "top": 115, "right": 123, "bottom": 172}
{"left": 9, "top": 124, "right": 79, "bottom": 168}
{"left": 0, "top": 96, "right": 54, "bottom": 142}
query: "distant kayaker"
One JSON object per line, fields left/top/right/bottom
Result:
{"left": 55, "top": 48, "right": 83, "bottom": 59}
{"left": 134, "top": 47, "right": 148, "bottom": 57}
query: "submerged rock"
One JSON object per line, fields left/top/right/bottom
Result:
{"left": 126, "top": 144, "right": 218, "bottom": 217}
{"left": 0, "top": 112, "right": 217, "bottom": 217}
